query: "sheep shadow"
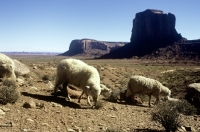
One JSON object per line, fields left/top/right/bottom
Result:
{"left": 102, "top": 98, "right": 149, "bottom": 108}
{"left": 21, "top": 91, "right": 82, "bottom": 109}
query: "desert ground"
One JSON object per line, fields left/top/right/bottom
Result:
{"left": 0, "top": 55, "right": 200, "bottom": 132}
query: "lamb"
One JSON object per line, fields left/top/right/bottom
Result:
{"left": 0, "top": 53, "right": 16, "bottom": 81}
{"left": 125, "top": 75, "right": 171, "bottom": 107}
{"left": 53, "top": 58, "right": 101, "bottom": 106}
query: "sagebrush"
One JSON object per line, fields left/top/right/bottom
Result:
{"left": 0, "top": 79, "right": 19, "bottom": 104}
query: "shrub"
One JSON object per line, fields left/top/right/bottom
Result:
{"left": 105, "top": 89, "right": 120, "bottom": 102}
{"left": 95, "top": 101, "right": 105, "bottom": 109}
{"left": 0, "top": 79, "right": 19, "bottom": 104}
{"left": 174, "top": 99, "right": 197, "bottom": 115}
{"left": 42, "top": 74, "right": 52, "bottom": 81}
{"left": 151, "top": 101, "right": 180, "bottom": 132}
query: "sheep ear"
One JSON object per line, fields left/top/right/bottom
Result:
{"left": 86, "top": 86, "right": 90, "bottom": 89}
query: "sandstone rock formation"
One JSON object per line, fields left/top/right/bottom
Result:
{"left": 130, "top": 9, "right": 181, "bottom": 44}
{"left": 0, "top": 53, "right": 16, "bottom": 81}
{"left": 185, "top": 83, "right": 200, "bottom": 113}
{"left": 100, "top": 9, "right": 183, "bottom": 59}
{"left": 13, "top": 59, "right": 30, "bottom": 75}
{"left": 61, "top": 39, "right": 127, "bottom": 57}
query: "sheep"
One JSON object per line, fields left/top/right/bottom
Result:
{"left": 125, "top": 75, "right": 171, "bottom": 107}
{"left": 53, "top": 58, "right": 101, "bottom": 106}
{"left": 0, "top": 53, "right": 16, "bottom": 81}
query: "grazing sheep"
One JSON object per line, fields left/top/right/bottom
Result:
{"left": 54, "top": 58, "right": 101, "bottom": 106}
{"left": 126, "top": 75, "right": 171, "bottom": 107}
{"left": 0, "top": 53, "right": 16, "bottom": 81}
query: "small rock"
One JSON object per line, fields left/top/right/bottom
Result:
{"left": 107, "top": 115, "right": 117, "bottom": 118}
{"left": 46, "top": 81, "right": 54, "bottom": 89}
{"left": 184, "top": 126, "right": 196, "bottom": 132}
{"left": 50, "top": 102, "right": 62, "bottom": 108}
{"left": 35, "top": 102, "right": 44, "bottom": 108}
{"left": 23, "top": 100, "right": 36, "bottom": 108}
{"left": 67, "top": 128, "right": 75, "bottom": 132}
{"left": 26, "top": 118, "right": 34, "bottom": 122}
{"left": 0, "top": 107, "right": 10, "bottom": 112}
{"left": 29, "top": 87, "right": 38, "bottom": 91}
{"left": 41, "top": 123, "right": 50, "bottom": 127}
{"left": 0, "top": 109, "right": 5, "bottom": 115}
{"left": 16, "top": 78, "right": 24, "bottom": 84}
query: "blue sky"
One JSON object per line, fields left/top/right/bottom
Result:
{"left": 0, "top": 0, "right": 200, "bottom": 52}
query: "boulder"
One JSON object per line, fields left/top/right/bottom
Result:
{"left": 13, "top": 59, "right": 30, "bottom": 75}
{"left": 61, "top": 39, "right": 127, "bottom": 57}
{"left": 0, "top": 53, "right": 16, "bottom": 81}
{"left": 185, "top": 83, "right": 200, "bottom": 109}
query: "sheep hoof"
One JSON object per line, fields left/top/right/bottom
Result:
{"left": 51, "top": 92, "right": 57, "bottom": 96}
{"left": 65, "top": 97, "right": 71, "bottom": 102}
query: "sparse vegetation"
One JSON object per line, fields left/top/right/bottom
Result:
{"left": 42, "top": 74, "right": 52, "bottom": 81}
{"left": 151, "top": 101, "right": 181, "bottom": 132}
{"left": 0, "top": 78, "right": 19, "bottom": 104}
{"left": 151, "top": 100, "right": 197, "bottom": 132}
{"left": 94, "top": 101, "right": 105, "bottom": 109}
{"left": 105, "top": 89, "right": 120, "bottom": 102}
{"left": 2, "top": 56, "right": 199, "bottom": 131}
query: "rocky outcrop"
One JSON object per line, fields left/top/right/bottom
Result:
{"left": 185, "top": 83, "right": 200, "bottom": 113}
{"left": 61, "top": 39, "right": 127, "bottom": 57}
{"left": 13, "top": 59, "right": 30, "bottom": 75}
{"left": 130, "top": 9, "right": 182, "bottom": 44}
{"left": 100, "top": 9, "right": 183, "bottom": 59}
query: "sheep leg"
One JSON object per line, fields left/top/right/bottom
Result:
{"left": 87, "top": 95, "right": 92, "bottom": 106}
{"left": 53, "top": 83, "right": 61, "bottom": 96}
{"left": 155, "top": 96, "right": 160, "bottom": 105}
{"left": 62, "top": 82, "right": 71, "bottom": 101}
{"left": 92, "top": 95, "right": 98, "bottom": 107}
{"left": 131, "top": 94, "right": 136, "bottom": 104}
{"left": 148, "top": 95, "right": 152, "bottom": 107}
{"left": 78, "top": 91, "right": 85, "bottom": 103}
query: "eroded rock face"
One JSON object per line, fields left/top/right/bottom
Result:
{"left": 100, "top": 9, "right": 183, "bottom": 59}
{"left": 13, "top": 59, "right": 30, "bottom": 76}
{"left": 131, "top": 9, "right": 182, "bottom": 44}
{"left": 185, "top": 83, "right": 200, "bottom": 110}
{"left": 61, "top": 39, "right": 127, "bottom": 56}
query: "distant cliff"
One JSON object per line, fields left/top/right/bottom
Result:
{"left": 130, "top": 9, "right": 181, "bottom": 44}
{"left": 60, "top": 39, "right": 127, "bottom": 57}
{"left": 100, "top": 9, "right": 183, "bottom": 59}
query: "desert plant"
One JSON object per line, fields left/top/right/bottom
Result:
{"left": 105, "top": 89, "right": 120, "bottom": 102}
{"left": 42, "top": 74, "right": 52, "bottom": 81}
{"left": 151, "top": 101, "right": 180, "bottom": 132}
{"left": 23, "top": 73, "right": 31, "bottom": 78}
{"left": 0, "top": 79, "right": 19, "bottom": 104}
{"left": 172, "top": 99, "right": 197, "bottom": 115}
{"left": 94, "top": 101, "right": 105, "bottom": 109}
{"left": 38, "top": 65, "right": 45, "bottom": 70}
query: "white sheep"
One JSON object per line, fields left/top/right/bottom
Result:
{"left": 0, "top": 53, "right": 16, "bottom": 81}
{"left": 54, "top": 58, "right": 101, "bottom": 106}
{"left": 126, "top": 75, "right": 171, "bottom": 107}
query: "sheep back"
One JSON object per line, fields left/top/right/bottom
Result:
{"left": 126, "top": 76, "right": 170, "bottom": 98}
{"left": 0, "top": 53, "right": 16, "bottom": 81}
